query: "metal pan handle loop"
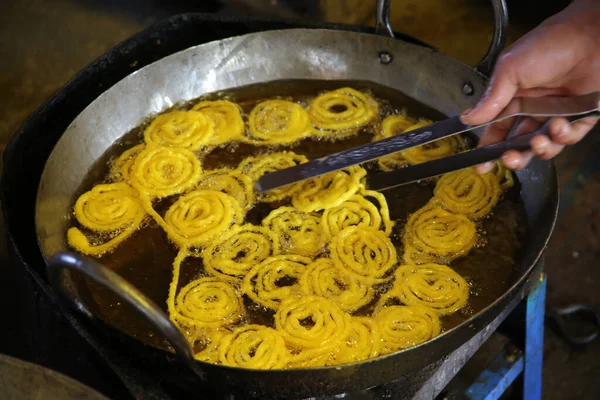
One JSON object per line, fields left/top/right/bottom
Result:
{"left": 375, "top": 0, "right": 508, "bottom": 76}
{"left": 46, "top": 251, "right": 204, "bottom": 380}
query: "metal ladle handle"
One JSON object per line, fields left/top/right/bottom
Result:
{"left": 46, "top": 251, "right": 204, "bottom": 380}
{"left": 375, "top": 0, "right": 508, "bottom": 76}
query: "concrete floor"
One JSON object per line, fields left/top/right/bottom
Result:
{"left": 1, "top": 0, "right": 599, "bottom": 399}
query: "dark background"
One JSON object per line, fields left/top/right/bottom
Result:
{"left": 1, "top": 0, "right": 599, "bottom": 399}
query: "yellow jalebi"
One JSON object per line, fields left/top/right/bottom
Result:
{"left": 403, "top": 204, "right": 477, "bottom": 264}
{"left": 67, "top": 183, "right": 145, "bottom": 256}
{"left": 129, "top": 146, "right": 202, "bottom": 198}
{"left": 195, "top": 168, "right": 255, "bottom": 211}
{"left": 237, "top": 151, "right": 308, "bottom": 202}
{"left": 376, "top": 119, "right": 465, "bottom": 170}
{"left": 299, "top": 258, "right": 374, "bottom": 312}
{"left": 262, "top": 207, "right": 325, "bottom": 257}
{"left": 203, "top": 224, "right": 281, "bottom": 282}
{"left": 242, "top": 255, "right": 311, "bottom": 310}
{"left": 433, "top": 168, "right": 501, "bottom": 219}
{"left": 191, "top": 100, "right": 245, "bottom": 145}
{"left": 392, "top": 263, "right": 469, "bottom": 315}
{"left": 491, "top": 161, "right": 515, "bottom": 191}
{"left": 162, "top": 190, "right": 243, "bottom": 248}
{"left": 335, "top": 317, "right": 381, "bottom": 364}
{"left": 375, "top": 305, "right": 441, "bottom": 354}
{"left": 378, "top": 114, "right": 415, "bottom": 140}
{"left": 144, "top": 110, "right": 214, "bottom": 150}
{"left": 219, "top": 325, "right": 290, "bottom": 369}
{"left": 110, "top": 144, "right": 145, "bottom": 182}
{"left": 308, "top": 87, "right": 379, "bottom": 138}
{"left": 276, "top": 296, "right": 351, "bottom": 364}
{"left": 193, "top": 329, "right": 231, "bottom": 363}
{"left": 329, "top": 226, "right": 397, "bottom": 284}
{"left": 170, "top": 275, "right": 243, "bottom": 329}
{"left": 291, "top": 166, "right": 367, "bottom": 212}
{"left": 246, "top": 99, "right": 312, "bottom": 145}
{"left": 321, "top": 190, "right": 393, "bottom": 240}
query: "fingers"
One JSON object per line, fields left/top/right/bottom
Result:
{"left": 550, "top": 116, "right": 599, "bottom": 145}
{"left": 530, "top": 134, "right": 565, "bottom": 160}
{"left": 501, "top": 150, "right": 535, "bottom": 171}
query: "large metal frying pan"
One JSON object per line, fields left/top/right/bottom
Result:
{"left": 31, "top": 1, "right": 558, "bottom": 398}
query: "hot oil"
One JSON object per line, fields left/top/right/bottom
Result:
{"left": 74, "top": 80, "right": 527, "bottom": 350}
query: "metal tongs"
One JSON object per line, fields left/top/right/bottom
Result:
{"left": 256, "top": 92, "right": 600, "bottom": 193}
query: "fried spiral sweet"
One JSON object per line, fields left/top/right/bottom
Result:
{"left": 321, "top": 190, "right": 393, "bottom": 240}
{"left": 403, "top": 204, "right": 477, "bottom": 264}
{"left": 203, "top": 224, "right": 282, "bottom": 282}
{"left": 246, "top": 100, "right": 311, "bottom": 145}
{"left": 192, "top": 100, "right": 245, "bottom": 145}
{"left": 130, "top": 146, "right": 202, "bottom": 198}
{"left": 219, "top": 325, "right": 289, "bottom": 369}
{"left": 163, "top": 190, "right": 243, "bottom": 248}
{"left": 299, "top": 258, "right": 374, "bottom": 312}
{"left": 110, "top": 144, "right": 145, "bottom": 182}
{"left": 330, "top": 226, "right": 397, "bottom": 284}
{"left": 433, "top": 168, "right": 501, "bottom": 219}
{"left": 242, "top": 255, "right": 311, "bottom": 310}
{"left": 275, "top": 296, "right": 351, "bottom": 360}
{"left": 171, "top": 276, "right": 243, "bottom": 329}
{"left": 193, "top": 329, "right": 231, "bottom": 363}
{"left": 195, "top": 168, "right": 255, "bottom": 211}
{"left": 308, "top": 87, "right": 379, "bottom": 138}
{"left": 67, "top": 183, "right": 145, "bottom": 256}
{"left": 375, "top": 305, "right": 441, "bottom": 354}
{"left": 237, "top": 151, "right": 308, "bottom": 202}
{"left": 336, "top": 317, "right": 381, "bottom": 363}
{"left": 291, "top": 166, "right": 367, "bottom": 212}
{"left": 262, "top": 207, "right": 325, "bottom": 257}
{"left": 491, "top": 161, "right": 515, "bottom": 191}
{"left": 393, "top": 264, "right": 469, "bottom": 315}
{"left": 144, "top": 110, "right": 214, "bottom": 150}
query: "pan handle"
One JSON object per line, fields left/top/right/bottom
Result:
{"left": 46, "top": 251, "right": 204, "bottom": 380}
{"left": 375, "top": 0, "right": 508, "bottom": 76}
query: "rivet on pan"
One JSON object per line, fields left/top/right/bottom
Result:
{"left": 379, "top": 51, "right": 393, "bottom": 65}
{"left": 462, "top": 82, "right": 474, "bottom": 96}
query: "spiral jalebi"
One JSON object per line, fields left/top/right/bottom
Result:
{"left": 403, "top": 204, "right": 477, "bottom": 264}
{"left": 242, "top": 255, "right": 311, "bottom": 310}
{"left": 291, "top": 166, "right": 367, "bottom": 212}
{"left": 162, "top": 190, "right": 243, "bottom": 248}
{"left": 192, "top": 100, "right": 245, "bottom": 145}
{"left": 195, "top": 168, "right": 255, "bottom": 211}
{"left": 330, "top": 226, "right": 397, "bottom": 284}
{"left": 144, "top": 110, "right": 214, "bottom": 150}
{"left": 299, "top": 258, "right": 374, "bottom": 312}
{"left": 276, "top": 296, "right": 351, "bottom": 363}
{"left": 321, "top": 190, "right": 393, "bottom": 240}
{"left": 308, "top": 88, "right": 378, "bottom": 138}
{"left": 377, "top": 114, "right": 415, "bottom": 140}
{"left": 170, "top": 276, "right": 243, "bottom": 329}
{"left": 192, "top": 329, "right": 231, "bottom": 363}
{"left": 67, "top": 183, "right": 145, "bottom": 256}
{"left": 433, "top": 168, "right": 501, "bottom": 219}
{"left": 335, "top": 317, "right": 381, "bottom": 364}
{"left": 393, "top": 263, "right": 469, "bottom": 315}
{"left": 262, "top": 207, "right": 325, "bottom": 257}
{"left": 375, "top": 305, "right": 441, "bottom": 354}
{"left": 237, "top": 151, "right": 308, "bottom": 202}
{"left": 491, "top": 161, "right": 515, "bottom": 191}
{"left": 130, "top": 146, "right": 202, "bottom": 198}
{"left": 110, "top": 144, "right": 145, "bottom": 182}
{"left": 218, "top": 325, "right": 290, "bottom": 369}
{"left": 203, "top": 224, "right": 281, "bottom": 282}
{"left": 246, "top": 100, "right": 312, "bottom": 145}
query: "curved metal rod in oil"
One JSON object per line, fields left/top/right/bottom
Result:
{"left": 46, "top": 251, "right": 204, "bottom": 380}
{"left": 374, "top": 0, "right": 508, "bottom": 75}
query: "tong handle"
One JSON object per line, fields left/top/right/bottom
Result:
{"left": 495, "top": 92, "right": 600, "bottom": 120}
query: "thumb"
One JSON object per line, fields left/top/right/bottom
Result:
{"left": 460, "top": 59, "right": 519, "bottom": 126}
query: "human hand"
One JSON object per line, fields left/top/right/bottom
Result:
{"left": 460, "top": 0, "right": 600, "bottom": 173}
